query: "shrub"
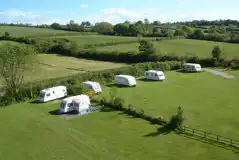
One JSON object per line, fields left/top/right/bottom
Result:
{"left": 212, "top": 45, "right": 223, "bottom": 60}
{"left": 165, "top": 106, "right": 185, "bottom": 131}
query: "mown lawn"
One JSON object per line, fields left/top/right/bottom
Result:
{"left": 96, "top": 39, "right": 239, "bottom": 59}
{"left": 0, "top": 99, "right": 238, "bottom": 160}
{"left": 0, "top": 54, "right": 126, "bottom": 87}
{"left": 102, "top": 71, "right": 239, "bottom": 139}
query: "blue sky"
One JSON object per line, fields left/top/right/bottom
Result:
{"left": 0, "top": 0, "right": 239, "bottom": 24}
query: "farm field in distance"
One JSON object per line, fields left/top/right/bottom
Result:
{"left": 0, "top": 99, "right": 237, "bottom": 160}
{"left": 42, "top": 35, "right": 155, "bottom": 48}
{"left": 0, "top": 54, "right": 127, "bottom": 87}
{"left": 0, "top": 26, "right": 85, "bottom": 38}
{"left": 95, "top": 39, "right": 239, "bottom": 59}
{"left": 102, "top": 71, "right": 239, "bottom": 139}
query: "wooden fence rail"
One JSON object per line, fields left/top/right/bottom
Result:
{"left": 182, "top": 126, "right": 239, "bottom": 148}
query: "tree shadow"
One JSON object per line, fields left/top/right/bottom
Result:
{"left": 179, "top": 132, "right": 239, "bottom": 154}
{"left": 144, "top": 126, "right": 171, "bottom": 137}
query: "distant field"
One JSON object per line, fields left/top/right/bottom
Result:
{"left": 42, "top": 35, "right": 145, "bottom": 47}
{"left": 96, "top": 39, "right": 239, "bottom": 59}
{"left": 0, "top": 26, "right": 85, "bottom": 38}
{"left": 102, "top": 71, "right": 239, "bottom": 139}
{"left": 0, "top": 54, "right": 126, "bottom": 87}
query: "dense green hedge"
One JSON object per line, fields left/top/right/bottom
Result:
{"left": 0, "top": 35, "right": 36, "bottom": 45}
{"left": 0, "top": 61, "right": 182, "bottom": 107}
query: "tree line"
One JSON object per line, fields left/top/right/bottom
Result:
{"left": 1, "top": 19, "right": 239, "bottom": 43}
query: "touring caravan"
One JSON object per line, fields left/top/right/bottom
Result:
{"left": 82, "top": 81, "right": 102, "bottom": 94}
{"left": 114, "top": 75, "right": 136, "bottom": 87}
{"left": 144, "top": 70, "right": 166, "bottom": 81}
{"left": 183, "top": 63, "right": 202, "bottom": 72}
{"left": 59, "top": 95, "right": 91, "bottom": 114}
{"left": 39, "top": 86, "right": 67, "bottom": 103}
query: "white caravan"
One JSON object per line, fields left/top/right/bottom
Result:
{"left": 114, "top": 75, "right": 136, "bottom": 87}
{"left": 82, "top": 81, "right": 102, "bottom": 94}
{"left": 39, "top": 86, "right": 67, "bottom": 103}
{"left": 183, "top": 63, "right": 202, "bottom": 72}
{"left": 59, "top": 95, "right": 91, "bottom": 114}
{"left": 144, "top": 70, "right": 166, "bottom": 81}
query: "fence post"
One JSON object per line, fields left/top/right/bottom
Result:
{"left": 192, "top": 129, "right": 195, "bottom": 135}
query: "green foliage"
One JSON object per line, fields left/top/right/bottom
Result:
{"left": 0, "top": 44, "right": 37, "bottom": 100}
{"left": 165, "top": 106, "right": 185, "bottom": 131}
{"left": 95, "top": 22, "right": 114, "bottom": 35}
{"left": 212, "top": 45, "right": 223, "bottom": 60}
{"left": 4, "top": 32, "right": 10, "bottom": 37}
{"left": 138, "top": 40, "right": 156, "bottom": 54}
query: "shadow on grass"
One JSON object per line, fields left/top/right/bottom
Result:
{"left": 30, "top": 100, "right": 40, "bottom": 104}
{"left": 144, "top": 126, "right": 171, "bottom": 137}
{"left": 137, "top": 77, "right": 165, "bottom": 82}
{"left": 106, "top": 84, "right": 136, "bottom": 88}
{"left": 49, "top": 109, "right": 80, "bottom": 116}
{"left": 100, "top": 107, "right": 118, "bottom": 112}
{"left": 176, "top": 70, "right": 204, "bottom": 74}
{"left": 179, "top": 132, "right": 239, "bottom": 154}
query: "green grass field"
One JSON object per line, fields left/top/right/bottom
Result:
{"left": 0, "top": 54, "right": 126, "bottom": 87}
{"left": 96, "top": 39, "right": 239, "bottom": 59}
{"left": 102, "top": 71, "right": 239, "bottom": 138}
{"left": 0, "top": 40, "right": 18, "bottom": 46}
{"left": 0, "top": 26, "right": 84, "bottom": 38}
{"left": 0, "top": 71, "right": 238, "bottom": 159}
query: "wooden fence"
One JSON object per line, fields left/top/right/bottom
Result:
{"left": 182, "top": 126, "right": 239, "bottom": 148}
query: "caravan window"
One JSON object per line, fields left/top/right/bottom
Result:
{"left": 155, "top": 73, "right": 157, "bottom": 77}
{"left": 60, "top": 102, "right": 66, "bottom": 109}
{"left": 40, "top": 92, "right": 45, "bottom": 98}
{"left": 146, "top": 73, "right": 149, "bottom": 76}
{"left": 46, "top": 93, "right": 51, "bottom": 97}
{"left": 69, "top": 103, "right": 73, "bottom": 107}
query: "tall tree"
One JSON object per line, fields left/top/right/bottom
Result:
{"left": 94, "top": 22, "right": 113, "bottom": 35}
{"left": 212, "top": 45, "right": 223, "bottom": 60}
{"left": 0, "top": 44, "right": 37, "bottom": 99}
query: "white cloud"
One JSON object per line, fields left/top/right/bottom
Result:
{"left": 80, "top": 4, "right": 88, "bottom": 8}
{"left": 0, "top": 7, "right": 239, "bottom": 25}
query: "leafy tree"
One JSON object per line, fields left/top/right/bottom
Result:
{"left": 174, "top": 29, "right": 186, "bottom": 36}
{"left": 94, "top": 22, "right": 113, "bottom": 35}
{"left": 192, "top": 29, "right": 204, "bottom": 39}
{"left": 138, "top": 40, "right": 155, "bottom": 54}
{"left": 4, "top": 32, "right": 10, "bottom": 37}
{"left": 166, "top": 106, "right": 185, "bottom": 131}
{"left": 113, "top": 23, "right": 129, "bottom": 36}
{"left": 50, "top": 23, "right": 61, "bottom": 29}
{"left": 152, "top": 21, "right": 161, "bottom": 25}
{"left": 212, "top": 45, "right": 223, "bottom": 60}
{"left": 167, "top": 30, "right": 174, "bottom": 39}
{"left": 0, "top": 44, "right": 37, "bottom": 100}
{"left": 181, "top": 26, "right": 193, "bottom": 34}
